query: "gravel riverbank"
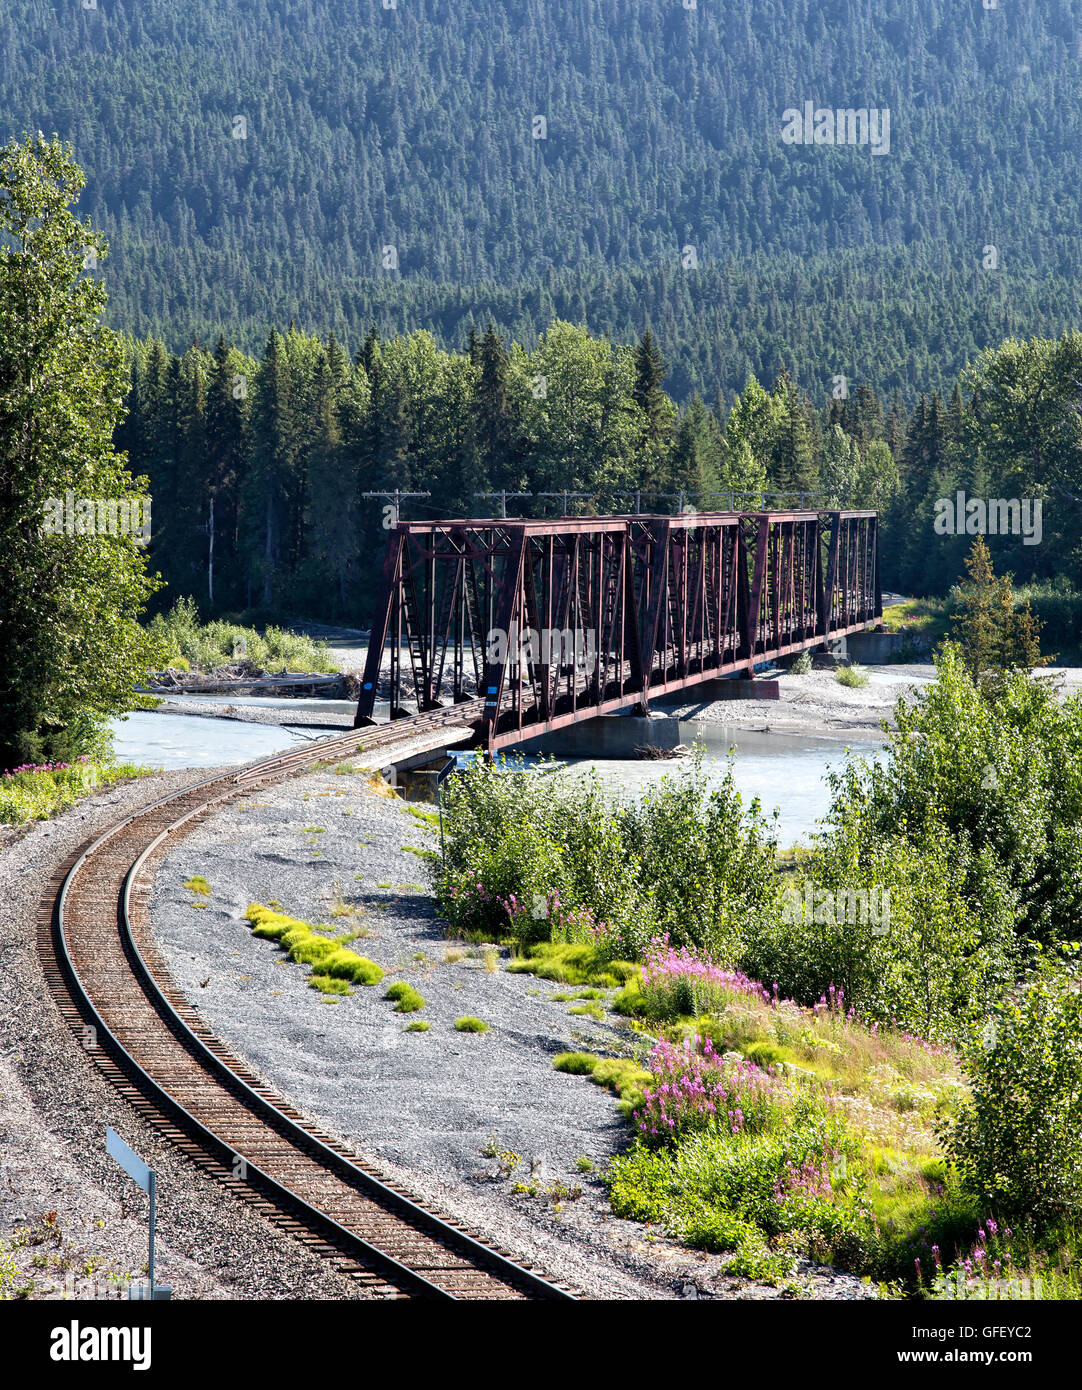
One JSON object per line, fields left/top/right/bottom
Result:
{"left": 149, "top": 762, "right": 875, "bottom": 1300}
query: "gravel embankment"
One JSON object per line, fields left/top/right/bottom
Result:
{"left": 0, "top": 771, "right": 365, "bottom": 1301}
{"left": 655, "top": 666, "right": 933, "bottom": 739}
{"left": 149, "top": 763, "right": 874, "bottom": 1300}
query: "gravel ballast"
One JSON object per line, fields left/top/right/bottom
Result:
{"left": 0, "top": 770, "right": 364, "bottom": 1300}
{"left": 149, "top": 762, "right": 874, "bottom": 1300}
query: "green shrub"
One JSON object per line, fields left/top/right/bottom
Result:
{"left": 433, "top": 750, "right": 779, "bottom": 961}
{"left": 790, "top": 650, "right": 813, "bottom": 675}
{"left": 148, "top": 596, "right": 337, "bottom": 674}
{"left": 385, "top": 981, "right": 425, "bottom": 1013}
{"left": 818, "top": 644, "right": 1082, "bottom": 949}
{"left": 455, "top": 1015, "right": 489, "bottom": 1033}
{"left": 943, "top": 962, "right": 1082, "bottom": 1223}
{"left": 607, "top": 1102, "right": 871, "bottom": 1275}
{"left": 406, "top": 1020, "right": 430, "bottom": 1032}
{"left": 740, "top": 823, "right": 1015, "bottom": 1042}
{"left": 835, "top": 663, "right": 870, "bottom": 688}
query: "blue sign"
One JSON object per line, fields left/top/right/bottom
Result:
{"left": 106, "top": 1127, "right": 151, "bottom": 1193}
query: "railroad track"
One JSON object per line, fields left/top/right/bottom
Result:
{"left": 36, "top": 707, "right": 578, "bottom": 1301}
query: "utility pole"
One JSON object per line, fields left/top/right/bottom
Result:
{"left": 474, "top": 491, "right": 533, "bottom": 519}
{"left": 362, "top": 489, "right": 431, "bottom": 528}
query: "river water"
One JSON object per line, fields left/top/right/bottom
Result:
{"left": 501, "top": 725, "right": 882, "bottom": 848}
{"left": 111, "top": 697, "right": 883, "bottom": 846}
{"left": 108, "top": 710, "right": 310, "bottom": 769}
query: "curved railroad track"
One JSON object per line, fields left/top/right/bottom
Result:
{"left": 35, "top": 707, "right": 578, "bottom": 1301}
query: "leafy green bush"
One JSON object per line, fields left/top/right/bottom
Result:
{"left": 435, "top": 751, "right": 780, "bottom": 961}
{"left": 943, "top": 962, "right": 1082, "bottom": 1223}
{"left": 819, "top": 643, "right": 1082, "bottom": 948}
{"left": 741, "top": 821, "right": 1016, "bottom": 1041}
{"left": 148, "top": 596, "right": 336, "bottom": 674}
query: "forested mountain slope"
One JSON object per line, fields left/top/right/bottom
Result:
{"left": 4, "top": 1, "right": 1082, "bottom": 399}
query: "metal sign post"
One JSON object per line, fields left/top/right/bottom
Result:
{"left": 106, "top": 1127, "right": 172, "bottom": 1300}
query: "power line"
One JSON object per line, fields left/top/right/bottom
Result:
{"left": 361, "top": 489, "right": 431, "bottom": 526}
{"left": 536, "top": 490, "right": 596, "bottom": 515}
{"left": 473, "top": 490, "right": 532, "bottom": 519}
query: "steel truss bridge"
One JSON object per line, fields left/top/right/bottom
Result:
{"left": 355, "top": 510, "right": 881, "bottom": 753}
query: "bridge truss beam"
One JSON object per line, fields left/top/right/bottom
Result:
{"left": 356, "top": 511, "right": 880, "bottom": 752}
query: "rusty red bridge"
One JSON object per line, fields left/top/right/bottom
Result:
{"left": 355, "top": 510, "right": 881, "bottom": 753}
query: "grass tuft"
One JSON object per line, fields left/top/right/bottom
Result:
{"left": 835, "top": 662, "right": 870, "bottom": 688}
{"left": 553, "top": 1052, "right": 597, "bottom": 1075}
{"left": 385, "top": 981, "right": 426, "bottom": 1013}
{"left": 455, "top": 1015, "right": 489, "bottom": 1034}
{"left": 246, "top": 903, "right": 384, "bottom": 987}
{"left": 309, "top": 975, "right": 352, "bottom": 995}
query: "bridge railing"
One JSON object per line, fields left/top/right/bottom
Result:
{"left": 355, "top": 510, "right": 881, "bottom": 750}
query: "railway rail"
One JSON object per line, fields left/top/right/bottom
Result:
{"left": 36, "top": 706, "right": 578, "bottom": 1300}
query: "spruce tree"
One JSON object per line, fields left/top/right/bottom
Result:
{"left": 633, "top": 329, "right": 674, "bottom": 494}
{"left": 204, "top": 335, "right": 249, "bottom": 611}
{"left": 247, "top": 331, "right": 295, "bottom": 607}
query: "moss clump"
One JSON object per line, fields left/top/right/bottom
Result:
{"left": 455, "top": 1015, "right": 489, "bottom": 1033}
{"left": 406, "top": 1020, "right": 430, "bottom": 1032}
{"left": 246, "top": 903, "right": 384, "bottom": 987}
{"left": 553, "top": 1052, "right": 597, "bottom": 1075}
{"left": 310, "top": 975, "right": 352, "bottom": 995}
{"left": 184, "top": 875, "right": 211, "bottom": 895}
{"left": 385, "top": 981, "right": 425, "bottom": 1013}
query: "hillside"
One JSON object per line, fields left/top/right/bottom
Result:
{"left": 4, "top": 1, "right": 1082, "bottom": 399}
